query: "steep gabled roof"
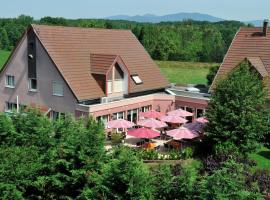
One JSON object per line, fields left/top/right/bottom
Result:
{"left": 32, "top": 24, "right": 169, "bottom": 101}
{"left": 211, "top": 27, "right": 270, "bottom": 92}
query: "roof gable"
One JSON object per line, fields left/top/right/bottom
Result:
{"left": 32, "top": 24, "right": 169, "bottom": 101}
{"left": 246, "top": 57, "right": 268, "bottom": 78}
{"left": 90, "top": 53, "right": 117, "bottom": 75}
{"left": 211, "top": 27, "right": 270, "bottom": 92}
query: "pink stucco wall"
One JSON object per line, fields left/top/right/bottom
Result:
{"left": 76, "top": 93, "right": 175, "bottom": 120}
{"left": 0, "top": 33, "right": 78, "bottom": 113}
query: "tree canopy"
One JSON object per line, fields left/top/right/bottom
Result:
{"left": 206, "top": 60, "right": 270, "bottom": 155}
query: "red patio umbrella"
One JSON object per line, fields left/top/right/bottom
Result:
{"left": 137, "top": 118, "right": 167, "bottom": 129}
{"left": 127, "top": 127, "right": 160, "bottom": 139}
{"left": 196, "top": 117, "right": 209, "bottom": 124}
{"left": 166, "top": 127, "right": 199, "bottom": 140}
{"left": 140, "top": 110, "right": 164, "bottom": 119}
{"left": 160, "top": 115, "right": 188, "bottom": 124}
{"left": 107, "top": 119, "right": 135, "bottom": 129}
{"left": 167, "top": 108, "right": 193, "bottom": 117}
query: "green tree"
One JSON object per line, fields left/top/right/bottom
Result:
{"left": 207, "top": 65, "right": 220, "bottom": 85}
{"left": 0, "top": 28, "right": 9, "bottom": 50}
{"left": 11, "top": 108, "right": 53, "bottom": 150}
{"left": 31, "top": 116, "right": 106, "bottom": 199}
{"left": 206, "top": 60, "right": 269, "bottom": 155}
{"left": 0, "top": 146, "right": 45, "bottom": 197}
{"left": 101, "top": 147, "right": 155, "bottom": 199}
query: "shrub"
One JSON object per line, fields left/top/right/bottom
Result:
{"left": 246, "top": 169, "right": 270, "bottom": 195}
{"left": 199, "top": 160, "right": 263, "bottom": 200}
{"left": 0, "top": 113, "right": 16, "bottom": 146}
{"left": 181, "top": 147, "right": 194, "bottom": 159}
{"left": 111, "top": 132, "right": 123, "bottom": 145}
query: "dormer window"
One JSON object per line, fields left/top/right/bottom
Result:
{"left": 131, "top": 74, "right": 143, "bottom": 85}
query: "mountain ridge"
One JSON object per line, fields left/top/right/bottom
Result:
{"left": 107, "top": 12, "right": 264, "bottom": 26}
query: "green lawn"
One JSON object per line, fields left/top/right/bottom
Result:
{"left": 0, "top": 50, "right": 10, "bottom": 70}
{"left": 156, "top": 60, "right": 219, "bottom": 85}
{"left": 249, "top": 146, "right": 270, "bottom": 171}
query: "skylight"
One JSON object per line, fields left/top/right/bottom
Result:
{"left": 131, "top": 75, "right": 143, "bottom": 85}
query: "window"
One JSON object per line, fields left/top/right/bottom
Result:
{"left": 97, "top": 115, "right": 109, "bottom": 126}
{"left": 131, "top": 75, "right": 143, "bottom": 85}
{"left": 141, "top": 105, "right": 151, "bottom": 112}
{"left": 52, "top": 81, "right": 64, "bottom": 96}
{"left": 5, "top": 102, "right": 17, "bottom": 112}
{"left": 51, "top": 110, "right": 65, "bottom": 120}
{"left": 186, "top": 107, "right": 194, "bottom": 123}
{"left": 29, "top": 78, "right": 37, "bottom": 91}
{"left": 112, "top": 112, "right": 125, "bottom": 120}
{"left": 196, "top": 109, "right": 204, "bottom": 118}
{"left": 5, "top": 75, "right": 15, "bottom": 88}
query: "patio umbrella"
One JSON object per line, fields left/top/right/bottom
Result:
{"left": 160, "top": 115, "right": 188, "bottom": 124}
{"left": 137, "top": 118, "right": 167, "bottom": 129}
{"left": 107, "top": 119, "right": 135, "bottom": 129}
{"left": 167, "top": 108, "right": 193, "bottom": 117}
{"left": 140, "top": 110, "right": 164, "bottom": 119}
{"left": 166, "top": 127, "right": 199, "bottom": 140}
{"left": 127, "top": 127, "right": 160, "bottom": 139}
{"left": 196, "top": 117, "right": 209, "bottom": 124}
{"left": 184, "top": 122, "right": 205, "bottom": 134}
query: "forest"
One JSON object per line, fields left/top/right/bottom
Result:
{"left": 0, "top": 15, "right": 248, "bottom": 63}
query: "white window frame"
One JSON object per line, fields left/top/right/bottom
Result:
{"left": 28, "top": 78, "right": 38, "bottom": 92}
{"left": 5, "top": 75, "right": 15, "bottom": 88}
{"left": 52, "top": 81, "right": 64, "bottom": 97}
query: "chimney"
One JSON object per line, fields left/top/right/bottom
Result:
{"left": 263, "top": 19, "right": 269, "bottom": 36}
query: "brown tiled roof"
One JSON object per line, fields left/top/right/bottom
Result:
{"left": 32, "top": 24, "right": 169, "bottom": 101}
{"left": 90, "top": 53, "right": 117, "bottom": 75}
{"left": 212, "top": 27, "right": 270, "bottom": 92}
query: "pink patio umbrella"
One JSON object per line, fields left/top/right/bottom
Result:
{"left": 167, "top": 108, "right": 193, "bottom": 117}
{"left": 127, "top": 127, "right": 160, "bottom": 139}
{"left": 196, "top": 117, "right": 209, "bottom": 124}
{"left": 137, "top": 118, "right": 167, "bottom": 129}
{"left": 184, "top": 122, "right": 205, "bottom": 134}
{"left": 140, "top": 110, "right": 165, "bottom": 119}
{"left": 160, "top": 115, "right": 188, "bottom": 124}
{"left": 166, "top": 127, "right": 199, "bottom": 140}
{"left": 107, "top": 119, "right": 135, "bottom": 129}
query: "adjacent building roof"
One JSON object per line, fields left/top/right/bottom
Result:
{"left": 32, "top": 24, "right": 169, "bottom": 101}
{"left": 211, "top": 27, "right": 270, "bottom": 91}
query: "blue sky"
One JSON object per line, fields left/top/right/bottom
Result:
{"left": 0, "top": 0, "right": 269, "bottom": 21}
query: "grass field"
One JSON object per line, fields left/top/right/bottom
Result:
{"left": 0, "top": 50, "right": 10, "bottom": 70}
{"left": 249, "top": 146, "right": 270, "bottom": 171}
{"left": 156, "top": 60, "right": 219, "bottom": 85}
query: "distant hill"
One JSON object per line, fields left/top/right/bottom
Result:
{"left": 107, "top": 12, "right": 266, "bottom": 27}
{"left": 107, "top": 12, "right": 224, "bottom": 23}
{"left": 245, "top": 20, "right": 264, "bottom": 27}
